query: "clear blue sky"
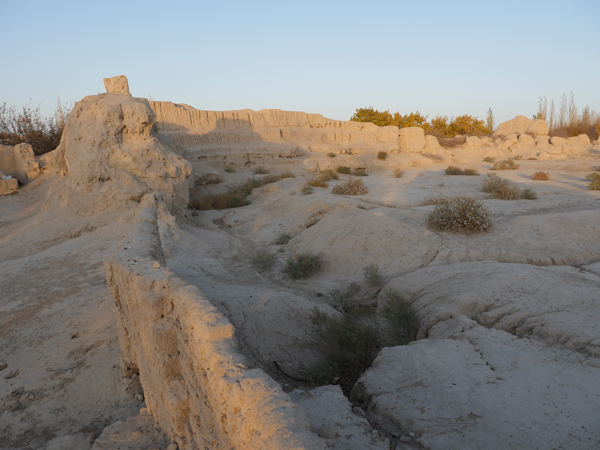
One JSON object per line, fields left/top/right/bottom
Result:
{"left": 1, "top": 0, "right": 599, "bottom": 126}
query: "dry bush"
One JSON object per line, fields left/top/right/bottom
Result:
{"left": 306, "top": 177, "right": 329, "bottom": 188}
{"left": 275, "top": 233, "right": 292, "bottom": 245}
{"left": 224, "top": 165, "right": 236, "bottom": 173}
{"left": 484, "top": 156, "right": 496, "bottom": 163}
{"left": 482, "top": 174, "right": 523, "bottom": 200}
{"left": 514, "top": 155, "right": 523, "bottom": 160}
{"left": 445, "top": 165, "right": 463, "bottom": 175}
{"left": 463, "top": 168, "right": 480, "bottom": 176}
{"left": 0, "top": 101, "right": 71, "bottom": 155}
{"left": 329, "top": 281, "right": 362, "bottom": 313}
{"left": 252, "top": 248, "right": 276, "bottom": 271}
{"left": 585, "top": 172, "right": 600, "bottom": 181}
{"left": 589, "top": 178, "right": 600, "bottom": 190}
{"left": 427, "top": 195, "right": 493, "bottom": 232}
{"left": 254, "top": 166, "right": 269, "bottom": 174}
{"left": 327, "top": 152, "right": 337, "bottom": 158}
{"left": 337, "top": 166, "right": 351, "bottom": 174}
{"left": 531, "top": 172, "right": 550, "bottom": 181}
{"left": 332, "top": 178, "right": 368, "bottom": 195}
{"left": 364, "top": 263, "right": 383, "bottom": 286}
{"left": 394, "top": 168, "right": 404, "bottom": 178}
{"left": 520, "top": 189, "right": 538, "bottom": 200}
{"left": 377, "top": 151, "right": 388, "bottom": 161}
{"left": 380, "top": 289, "right": 419, "bottom": 345}
{"left": 491, "top": 159, "right": 519, "bottom": 171}
{"left": 353, "top": 169, "right": 368, "bottom": 176}
{"left": 302, "top": 186, "right": 314, "bottom": 195}
{"left": 285, "top": 253, "right": 320, "bottom": 279}
{"left": 321, "top": 169, "right": 339, "bottom": 181}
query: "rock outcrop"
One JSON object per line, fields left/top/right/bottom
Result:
{"left": 494, "top": 115, "right": 549, "bottom": 137}
{"left": 49, "top": 94, "right": 192, "bottom": 213}
{"left": 0, "top": 143, "right": 40, "bottom": 184}
{"left": 103, "top": 75, "right": 132, "bottom": 96}
{"left": 398, "top": 126, "right": 425, "bottom": 152}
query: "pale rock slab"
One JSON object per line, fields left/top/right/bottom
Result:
{"left": 424, "top": 134, "right": 440, "bottom": 148}
{"left": 517, "top": 133, "right": 535, "bottom": 145}
{"left": 103, "top": 75, "right": 131, "bottom": 96}
{"left": 14, "top": 143, "right": 40, "bottom": 183}
{"left": 500, "top": 134, "right": 518, "bottom": 149}
{"left": 578, "top": 133, "right": 591, "bottom": 145}
{"left": 463, "top": 136, "right": 480, "bottom": 149}
{"left": 398, "top": 127, "right": 425, "bottom": 152}
{"left": 551, "top": 136, "right": 567, "bottom": 145}
{"left": 526, "top": 118, "right": 549, "bottom": 136}
{"left": 494, "top": 115, "right": 548, "bottom": 137}
{"left": 0, "top": 176, "right": 18, "bottom": 195}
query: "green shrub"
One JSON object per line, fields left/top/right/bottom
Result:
{"left": 302, "top": 186, "right": 314, "bottom": 195}
{"left": 531, "top": 172, "right": 550, "bottom": 181}
{"left": 394, "top": 168, "right": 404, "bottom": 178}
{"left": 275, "top": 233, "right": 293, "bottom": 245}
{"left": 353, "top": 169, "right": 368, "bottom": 176}
{"left": 327, "top": 152, "right": 337, "bottom": 158}
{"left": 427, "top": 195, "right": 493, "bottom": 232}
{"left": 364, "top": 263, "right": 383, "bottom": 286}
{"left": 332, "top": 178, "right": 368, "bottom": 195}
{"left": 377, "top": 151, "right": 388, "bottom": 161}
{"left": 380, "top": 289, "right": 419, "bottom": 345}
{"left": 285, "top": 253, "right": 320, "bottom": 279}
{"left": 520, "top": 188, "right": 538, "bottom": 200}
{"left": 491, "top": 159, "right": 519, "bottom": 170}
{"left": 252, "top": 248, "right": 276, "bottom": 271}
{"left": 329, "top": 282, "right": 362, "bottom": 313}
{"left": 337, "top": 166, "right": 352, "bottom": 174}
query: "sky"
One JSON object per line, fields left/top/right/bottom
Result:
{"left": 1, "top": 0, "right": 599, "bottom": 126}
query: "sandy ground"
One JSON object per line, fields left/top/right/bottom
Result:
{"left": 1, "top": 151, "right": 599, "bottom": 449}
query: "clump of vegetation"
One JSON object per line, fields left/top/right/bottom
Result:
{"left": 445, "top": 166, "right": 479, "bottom": 176}
{"left": 327, "top": 152, "right": 337, "bottom": 158}
{"left": 252, "top": 248, "right": 276, "bottom": 271}
{"left": 332, "top": 178, "right": 368, "bottom": 196}
{"left": 306, "top": 169, "right": 339, "bottom": 188}
{"left": 353, "top": 169, "right": 368, "bottom": 176}
{"left": 427, "top": 195, "right": 493, "bottom": 232}
{"left": 336, "top": 166, "right": 352, "bottom": 174}
{"left": 364, "top": 263, "right": 383, "bottom": 286}
{"left": 531, "top": 171, "right": 550, "bottom": 181}
{"left": 357, "top": 204, "right": 366, "bottom": 210}
{"left": 380, "top": 289, "right": 420, "bottom": 345}
{"left": 514, "top": 155, "right": 523, "bottom": 161}
{"left": 483, "top": 156, "right": 496, "bottom": 163}
{"left": 585, "top": 172, "right": 600, "bottom": 181}
{"left": 586, "top": 172, "right": 600, "bottom": 190}
{"left": 302, "top": 186, "right": 314, "bottom": 195}
{"left": 285, "top": 253, "right": 320, "bottom": 279}
{"left": 377, "top": 151, "right": 388, "bottom": 161}
{"left": 254, "top": 166, "right": 269, "bottom": 174}
{"left": 482, "top": 174, "right": 536, "bottom": 200}
{"left": 0, "top": 101, "right": 71, "bottom": 155}
{"left": 394, "top": 168, "right": 404, "bottom": 178}
{"left": 491, "top": 159, "right": 519, "bottom": 170}
{"left": 535, "top": 93, "right": 600, "bottom": 140}
{"left": 329, "top": 281, "right": 362, "bottom": 313}
{"left": 275, "top": 233, "right": 293, "bottom": 245}
{"left": 520, "top": 189, "right": 538, "bottom": 200}
{"left": 224, "top": 165, "right": 236, "bottom": 173}
{"left": 309, "top": 286, "right": 419, "bottom": 393}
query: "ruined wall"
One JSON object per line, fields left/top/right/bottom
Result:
{"left": 105, "top": 194, "right": 324, "bottom": 450}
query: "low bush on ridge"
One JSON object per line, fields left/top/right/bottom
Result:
{"left": 482, "top": 174, "right": 537, "bottom": 200}
{"left": 332, "top": 178, "right": 368, "bottom": 195}
{"left": 427, "top": 195, "right": 493, "bottom": 232}
{"left": 285, "top": 253, "right": 320, "bottom": 279}
{"left": 445, "top": 166, "right": 479, "bottom": 176}
{"left": 531, "top": 172, "right": 550, "bottom": 181}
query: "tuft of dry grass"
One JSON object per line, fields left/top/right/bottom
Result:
{"left": 531, "top": 172, "right": 550, "bottom": 181}
{"left": 377, "top": 151, "right": 388, "bottom": 161}
{"left": 306, "top": 169, "right": 339, "bottom": 188}
{"left": 336, "top": 166, "right": 352, "bottom": 174}
{"left": 332, "top": 178, "right": 369, "bottom": 195}
{"left": 394, "top": 168, "right": 404, "bottom": 178}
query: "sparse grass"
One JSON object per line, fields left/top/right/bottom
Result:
{"left": 445, "top": 166, "right": 479, "bottom": 176}
{"left": 254, "top": 166, "right": 269, "bottom": 174}
{"left": 380, "top": 289, "right": 420, "bottom": 345}
{"left": 329, "top": 281, "right": 362, "bottom": 313}
{"left": 484, "top": 156, "right": 496, "bottom": 163}
{"left": 353, "top": 169, "right": 368, "bottom": 176}
{"left": 394, "top": 168, "right": 404, "bottom": 178}
{"left": 285, "top": 253, "right": 320, "bottom": 279}
{"left": 491, "top": 159, "right": 519, "bottom": 170}
{"left": 427, "top": 195, "right": 493, "bottom": 232}
{"left": 327, "top": 152, "right": 337, "bottom": 158}
{"left": 302, "top": 186, "right": 314, "bottom": 195}
{"left": 306, "top": 169, "right": 339, "bottom": 188}
{"left": 275, "top": 233, "right": 293, "bottom": 245}
{"left": 337, "top": 166, "right": 352, "bottom": 174}
{"left": 252, "top": 248, "right": 276, "bottom": 271}
{"left": 377, "top": 151, "right": 388, "bottom": 161}
{"left": 482, "top": 174, "right": 529, "bottom": 200}
{"left": 364, "top": 263, "right": 383, "bottom": 286}
{"left": 332, "top": 178, "right": 368, "bottom": 195}
{"left": 531, "top": 171, "right": 550, "bottom": 181}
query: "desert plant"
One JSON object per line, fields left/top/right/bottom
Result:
{"left": 377, "top": 151, "right": 388, "bottom": 161}
{"left": 531, "top": 172, "right": 550, "bottom": 181}
{"left": 589, "top": 178, "right": 600, "bottom": 190}
{"left": 252, "top": 248, "right": 276, "bottom": 271}
{"left": 520, "top": 189, "right": 538, "bottom": 200}
{"left": 332, "top": 178, "right": 368, "bottom": 195}
{"left": 357, "top": 204, "right": 366, "bottom": 210}
{"left": 275, "top": 233, "right": 293, "bottom": 245}
{"left": 462, "top": 168, "right": 480, "bottom": 176}
{"left": 0, "top": 100, "right": 71, "bottom": 155}
{"left": 394, "top": 168, "right": 404, "bottom": 178}
{"left": 224, "top": 165, "right": 236, "bottom": 173}
{"left": 484, "top": 156, "right": 496, "bottom": 163}
{"left": 306, "top": 176, "right": 329, "bottom": 188}
{"left": 491, "top": 159, "right": 519, "bottom": 170}
{"left": 585, "top": 172, "right": 600, "bottom": 181}
{"left": 514, "top": 155, "right": 523, "bottom": 160}
{"left": 280, "top": 171, "right": 295, "bottom": 179}
{"left": 327, "top": 152, "right": 337, "bottom": 158}
{"left": 329, "top": 281, "right": 362, "bottom": 313}
{"left": 427, "top": 195, "right": 493, "bottom": 232}
{"left": 302, "top": 186, "right": 314, "bottom": 195}
{"left": 364, "top": 263, "right": 383, "bottom": 286}
{"left": 380, "top": 288, "right": 419, "bottom": 345}
{"left": 353, "top": 169, "right": 368, "bottom": 176}
{"left": 254, "top": 166, "right": 269, "bottom": 174}
{"left": 285, "top": 253, "right": 320, "bottom": 279}
{"left": 307, "top": 169, "right": 339, "bottom": 187}
{"left": 445, "top": 165, "right": 463, "bottom": 175}
{"left": 336, "top": 166, "right": 352, "bottom": 174}
{"left": 482, "top": 174, "right": 522, "bottom": 200}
